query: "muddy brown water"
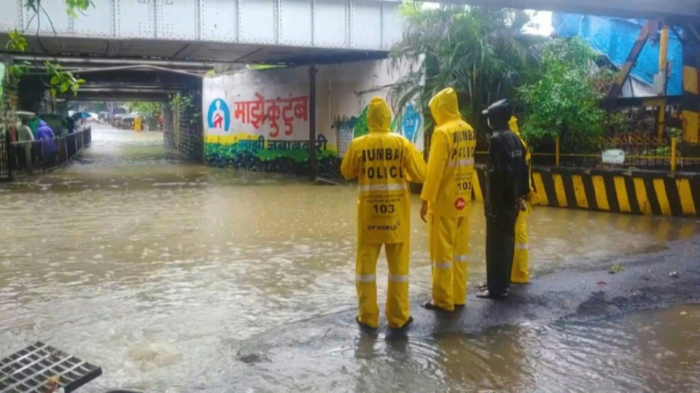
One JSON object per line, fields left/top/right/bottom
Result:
{"left": 1, "top": 125, "right": 698, "bottom": 392}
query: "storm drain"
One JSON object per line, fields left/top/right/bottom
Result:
{"left": 0, "top": 342, "right": 102, "bottom": 393}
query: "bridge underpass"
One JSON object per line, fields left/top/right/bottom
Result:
{"left": 3, "top": 0, "right": 700, "bottom": 172}
{"left": 8, "top": 57, "right": 207, "bottom": 166}
{"left": 0, "top": 0, "right": 401, "bottom": 64}
{"left": 0, "top": 0, "right": 406, "bottom": 170}
{"left": 0, "top": 0, "right": 698, "bottom": 63}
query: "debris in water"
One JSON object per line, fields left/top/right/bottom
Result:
{"left": 669, "top": 271, "right": 680, "bottom": 279}
{"left": 680, "top": 311, "right": 688, "bottom": 316}
{"left": 46, "top": 375, "right": 60, "bottom": 393}
{"left": 608, "top": 264, "right": 624, "bottom": 274}
{"left": 314, "top": 177, "right": 339, "bottom": 186}
{"left": 596, "top": 281, "right": 607, "bottom": 286}
{"left": 128, "top": 342, "right": 182, "bottom": 368}
{"left": 237, "top": 352, "right": 269, "bottom": 364}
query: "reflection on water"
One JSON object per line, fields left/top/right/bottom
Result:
{"left": 0, "top": 125, "right": 698, "bottom": 391}
{"left": 220, "top": 305, "right": 700, "bottom": 392}
{"left": 314, "top": 305, "right": 700, "bottom": 392}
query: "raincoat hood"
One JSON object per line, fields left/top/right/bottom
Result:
{"left": 508, "top": 116, "right": 520, "bottom": 135}
{"left": 429, "top": 88, "right": 461, "bottom": 126}
{"left": 367, "top": 97, "right": 392, "bottom": 133}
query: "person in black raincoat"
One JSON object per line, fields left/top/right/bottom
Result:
{"left": 477, "top": 100, "right": 529, "bottom": 299}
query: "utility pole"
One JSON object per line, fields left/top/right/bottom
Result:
{"left": 308, "top": 63, "right": 317, "bottom": 181}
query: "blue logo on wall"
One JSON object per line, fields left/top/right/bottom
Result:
{"left": 207, "top": 99, "right": 231, "bottom": 132}
{"left": 401, "top": 103, "right": 422, "bottom": 144}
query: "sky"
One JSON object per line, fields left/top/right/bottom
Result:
{"left": 523, "top": 11, "right": 555, "bottom": 36}
{"left": 420, "top": 3, "right": 555, "bottom": 36}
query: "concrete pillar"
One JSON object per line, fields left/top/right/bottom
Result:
{"left": 682, "top": 24, "right": 700, "bottom": 144}
{"left": 308, "top": 64, "right": 317, "bottom": 181}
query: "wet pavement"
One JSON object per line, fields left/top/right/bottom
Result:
{"left": 1, "top": 124, "right": 699, "bottom": 392}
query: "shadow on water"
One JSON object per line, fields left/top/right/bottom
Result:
{"left": 1, "top": 124, "right": 699, "bottom": 391}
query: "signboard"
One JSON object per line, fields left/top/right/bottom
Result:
{"left": 202, "top": 72, "right": 337, "bottom": 174}
{"left": 602, "top": 149, "right": 625, "bottom": 164}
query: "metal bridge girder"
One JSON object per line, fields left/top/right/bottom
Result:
{"left": 0, "top": 0, "right": 403, "bottom": 52}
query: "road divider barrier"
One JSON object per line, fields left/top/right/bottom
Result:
{"left": 471, "top": 166, "right": 700, "bottom": 217}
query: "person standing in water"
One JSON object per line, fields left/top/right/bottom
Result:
{"left": 477, "top": 100, "right": 529, "bottom": 299}
{"left": 508, "top": 115, "right": 538, "bottom": 284}
{"left": 420, "top": 88, "right": 477, "bottom": 312}
{"left": 341, "top": 97, "right": 427, "bottom": 330}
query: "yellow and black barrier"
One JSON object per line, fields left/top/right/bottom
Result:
{"left": 471, "top": 166, "right": 700, "bottom": 217}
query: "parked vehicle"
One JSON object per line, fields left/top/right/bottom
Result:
{"left": 120, "top": 112, "right": 141, "bottom": 129}
{"left": 112, "top": 113, "right": 125, "bottom": 127}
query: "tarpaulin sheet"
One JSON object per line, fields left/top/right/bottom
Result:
{"left": 553, "top": 14, "right": 682, "bottom": 96}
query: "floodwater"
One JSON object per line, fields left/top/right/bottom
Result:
{"left": 0, "top": 124, "right": 698, "bottom": 392}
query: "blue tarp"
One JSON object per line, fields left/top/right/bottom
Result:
{"left": 552, "top": 14, "right": 682, "bottom": 96}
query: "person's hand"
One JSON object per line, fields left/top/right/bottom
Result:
{"left": 420, "top": 200, "right": 429, "bottom": 223}
{"left": 516, "top": 198, "right": 527, "bottom": 211}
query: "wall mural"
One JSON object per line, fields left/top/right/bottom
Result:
{"left": 393, "top": 103, "right": 423, "bottom": 147}
{"left": 203, "top": 88, "right": 339, "bottom": 178}
{"left": 335, "top": 102, "right": 424, "bottom": 159}
{"left": 203, "top": 74, "right": 424, "bottom": 178}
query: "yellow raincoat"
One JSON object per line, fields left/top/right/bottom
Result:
{"left": 341, "top": 97, "right": 426, "bottom": 329}
{"left": 421, "top": 88, "right": 476, "bottom": 311}
{"left": 508, "top": 116, "right": 536, "bottom": 283}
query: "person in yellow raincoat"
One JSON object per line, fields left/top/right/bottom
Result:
{"left": 419, "top": 88, "right": 476, "bottom": 311}
{"left": 341, "top": 97, "right": 427, "bottom": 330}
{"left": 508, "top": 116, "right": 538, "bottom": 284}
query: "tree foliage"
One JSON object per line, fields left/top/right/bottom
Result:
{"left": 46, "top": 61, "right": 85, "bottom": 97}
{"left": 128, "top": 102, "right": 164, "bottom": 117}
{"left": 5, "top": 0, "right": 93, "bottom": 97}
{"left": 388, "top": 4, "right": 543, "bottom": 138}
{"left": 519, "top": 38, "right": 615, "bottom": 143}
{"left": 26, "top": 0, "right": 93, "bottom": 17}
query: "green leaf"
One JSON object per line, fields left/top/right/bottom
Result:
{"left": 25, "top": 0, "right": 38, "bottom": 13}
{"left": 50, "top": 76, "right": 60, "bottom": 85}
{"left": 7, "top": 30, "right": 28, "bottom": 51}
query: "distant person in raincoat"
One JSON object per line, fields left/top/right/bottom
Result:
{"left": 35, "top": 119, "right": 57, "bottom": 165}
{"left": 341, "top": 97, "right": 427, "bottom": 330}
{"left": 419, "top": 88, "right": 477, "bottom": 312}
{"left": 508, "top": 116, "right": 538, "bottom": 284}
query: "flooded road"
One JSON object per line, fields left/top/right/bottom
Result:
{"left": 1, "top": 124, "right": 699, "bottom": 391}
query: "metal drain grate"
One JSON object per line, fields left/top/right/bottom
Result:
{"left": 0, "top": 342, "right": 102, "bottom": 393}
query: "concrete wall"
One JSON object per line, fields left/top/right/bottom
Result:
{"left": 471, "top": 166, "right": 700, "bottom": 217}
{"left": 201, "top": 59, "right": 422, "bottom": 177}
{"left": 166, "top": 92, "right": 204, "bottom": 162}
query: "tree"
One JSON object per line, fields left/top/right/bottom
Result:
{"left": 127, "top": 102, "right": 164, "bottom": 117}
{"left": 5, "top": 1, "right": 93, "bottom": 96}
{"left": 519, "top": 38, "right": 615, "bottom": 145}
{"left": 389, "top": 4, "right": 543, "bottom": 142}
